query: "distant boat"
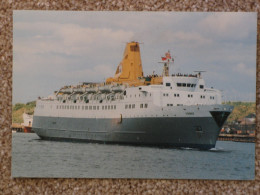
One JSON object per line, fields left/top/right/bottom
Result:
{"left": 22, "top": 113, "right": 34, "bottom": 133}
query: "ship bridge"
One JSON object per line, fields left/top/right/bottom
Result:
{"left": 163, "top": 75, "right": 205, "bottom": 92}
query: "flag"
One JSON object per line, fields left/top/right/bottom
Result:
{"left": 161, "top": 57, "right": 167, "bottom": 61}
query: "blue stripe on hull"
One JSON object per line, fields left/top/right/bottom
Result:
{"left": 32, "top": 116, "right": 221, "bottom": 150}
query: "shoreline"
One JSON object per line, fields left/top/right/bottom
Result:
{"left": 218, "top": 133, "right": 255, "bottom": 143}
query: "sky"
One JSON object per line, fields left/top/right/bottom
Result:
{"left": 13, "top": 11, "right": 257, "bottom": 104}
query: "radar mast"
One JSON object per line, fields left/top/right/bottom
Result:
{"left": 159, "top": 50, "right": 174, "bottom": 76}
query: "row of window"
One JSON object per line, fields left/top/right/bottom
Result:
{"left": 140, "top": 103, "right": 148, "bottom": 108}
{"left": 126, "top": 93, "right": 152, "bottom": 98}
{"left": 125, "top": 104, "right": 135, "bottom": 109}
{"left": 125, "top": 103, "right": 148, "bottom": 109}
{"left": 164, "top": 93, "right": 213, "bottom": 99}
{"left": 176, "top": 83, "right": 197, "bottom": 88}
{"left": 56, "top": 105, "right": 117, "bottom": 110}
{"left": 102, "top": 105, "right": 116, "bottom": 110}
{"left": 164, "top": 93, "right": 180, "bottom": 97}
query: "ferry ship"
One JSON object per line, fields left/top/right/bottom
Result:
{"left": 32, "top": 42, "right": 233, "bottom": 150}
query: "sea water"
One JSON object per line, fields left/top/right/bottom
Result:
{"left": 11, "top": 133, "right": 255, "bottom": 179}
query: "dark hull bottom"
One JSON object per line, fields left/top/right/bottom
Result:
{"left": 38, "top": 135, "right": 215, "bottom": 150}
{"left": 33, "top": 116, "right": 222, "bottom": 150}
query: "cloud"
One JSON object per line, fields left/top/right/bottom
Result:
{"left": 199, "top": 13, "right": 256, "bottom": 40}
{"left": 55, "top": 64, "right": 115, "bottom": 82}
{"left": 224, "top": 88, "right": 256, "bottom": 102}
{"left": 14, "top": 21, "right": 134, "bottom": 57}
{"left": 166, "top": 31, "right": 212, "bottom": 45}
{"left": 233, "top": 63, "right": 255, "bottom": 77}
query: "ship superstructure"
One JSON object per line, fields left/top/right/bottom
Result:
{"left": 32, "top": 42, "right": 233, "bottom": 149}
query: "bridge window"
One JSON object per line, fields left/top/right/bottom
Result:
{"left": 182, "top": 83, "right": 186, "bottom": 87}
{"left": 140, "top": 104, "right": 143, "bottom": 108}
{"left": 187, "top": 83, "right": 191, "bottom": 87}
{"left": 144, "top": 104, "right": 148, "bottom": 108}
{"left": 166, "top": 83, "right": 171, "bottom": 87}
{"left": 200, "top": 85, "right": 204, "bottom": 89}
{"left": 177, "top": 83, "right": 181, "bottom": 87}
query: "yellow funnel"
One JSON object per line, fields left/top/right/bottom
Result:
{"left": 106, "top": 42, "right": 144, "bottom": 84}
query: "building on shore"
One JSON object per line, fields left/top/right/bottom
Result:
{"left": 221, "top": 113, "right": 255, "bottom": 136}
